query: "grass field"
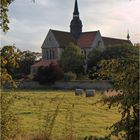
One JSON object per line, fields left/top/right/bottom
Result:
{"left": 3, "top": 90, "right": 121, "bottom": 139}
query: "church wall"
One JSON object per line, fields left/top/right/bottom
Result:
{"left": 91, "top": 31, "right": 105, "bottom": 49}
{"left": 41, "top": 30, "right": 61, "bottom": 60}
{"left": 19, "top": 80, "right": 112, "bottom": 90}
{"left": 57, "top": 48, "right": 63, "bottom": 60}
{"left": 79, "top": 32, "right": 105, "bottom": 59}
{"left": 41, "top": 30, "right": 59, "bottom": 49}
{"left": 86, "top": 48, "right": 92, "bottom": 55}
{"left": 42, "top": 48, "right": 58, "bottom": 60}
{"left": 81, "top": 48, "right": 91, "bottom": 59}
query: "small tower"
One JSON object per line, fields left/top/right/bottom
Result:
{"left": 127, "top": 30, "right": 130, "bottom": 40}
{"left": 70, "top": 0, "right": 82, "bottom": 39}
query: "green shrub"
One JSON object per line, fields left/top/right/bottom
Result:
{"left": 63, "top": 72, "right": 77, "bottom": 81}
{"left": 76, "top": 74, "right": 89, "bottom": 80}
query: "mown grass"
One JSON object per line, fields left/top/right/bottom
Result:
{"left": 3, "top": 90, "right": 121, "bottom": 139}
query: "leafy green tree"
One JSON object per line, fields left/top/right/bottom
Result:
{"left": 59, "top": 42, "right": 84, "bottom": 76}
{"left": 0, "top": 0, "right": 14, "bottom": 32}
{"left": 0, "top": 45, "right": 20, "bottom": 87}
{"left": 0, "top": 45, "right": 20, "bottom": 139}
{"left": 100, "top": 45, "right": 139, "bottom": 140}
{"left": 88, "top": 44, "right": 133, "bottom": 79}
{"left": 14, "top": 50, "right": 41, "bottom": 78}
{"left": 63, "top": 72, "right": 77, "bottom": 81}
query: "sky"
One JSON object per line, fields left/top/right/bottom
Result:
{"left": 1, "top": 0, "right": 140, "bottom": 52}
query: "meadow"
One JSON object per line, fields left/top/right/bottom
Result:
{"left": 3, "top": 90, "right": 121, "bottom": 139}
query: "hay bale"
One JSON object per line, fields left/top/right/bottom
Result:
{"left": 75, "top": 89, "right": 83, "bottom": 96}
{"left": 85, "top": 89, "right": 95, "bottom": 97}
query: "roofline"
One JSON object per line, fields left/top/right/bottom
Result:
{"left": 50, "top": 29, "right": 100, "bottom": 34}
{"left": 102, "top": 36, "right": 129, "bottom": 41}
{"left": 31, "top": 59, "right": 58, "bottom": 67}
{"left": 82, "top": 30, "right": 100, "bottom": 34}
{"left": 50, "top": 29, "right": 69, "bottom": 33}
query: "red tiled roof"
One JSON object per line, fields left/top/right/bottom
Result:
{"left": 51, "top": 30, "right": 76, "bottom": 48}
{"left": 102, "top": 37, "right": 132, "bottom": 46}
{"left": 50, "top": 29, "right": 132, "bottom": 49}
{"left": 31, "top": 60, "right": 58, "bottom": 67}
{"left": 51, "top": 30, "right": 98, "bottom": 49}
{"left": 77, "top": 31, "right": 98, "bottom": 48}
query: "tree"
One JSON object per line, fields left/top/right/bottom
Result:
{"left": 99, "top": 45, "right": 139, "bottom": 140}
{"left": 14, "top": 50, "right": 41, "bottom": 78}
{"left": 0, "top": 45, "right": 20, "bottom": 87}
{"left": 88, "top": 44, "right": 134, "bottom": 79}
{"left": 0, "top": 45, "right": 20, "bottom": 139}
{"left": 59, "top": 42, "right": 84, "bottom": 76}
{"left": 0, "top": 0, "right": 14, "bottom": 32}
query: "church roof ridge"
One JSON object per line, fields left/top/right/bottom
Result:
{"left": 102, "top": 36, "right": 132, "bottom": 46}
{"left": 50, "top": 29, "right": 99, "bottom": 34}
{"left": 82, "top": 30, "right": 99, "bottom": 34}
{"left": 50, "top": 29, "right": 69, "bottom": 34}
{"left": 102, "top": 36, "right": 128, "bottom": 41}
{"left": 50, "top": 29, "right": 76, "bottom": 48}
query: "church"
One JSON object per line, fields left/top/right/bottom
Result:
{"left": 31, "top": 0, "right": 132, "bottom": 75}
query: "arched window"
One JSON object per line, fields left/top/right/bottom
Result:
{"left": 46, "top": 50, "right": 49, "bottom": 60}
{"left": 84, "top": 50, "right": 87, "bottom": 59}
{"left": 50, "top": 49, "right": 52, "bottom": 59}
{"left": 84, "top": 50, "right": 86, "bottom": 55}
{"left": 52, "top": 50, "right": 55, "bottom": 59}
{"left": 97, "top": 40, "right": 101, "bottom": 47}
{"left": 49, "top": 37, "right": 51, "bottom": 41}
{"left": 81, "top": 49, "right": 86, "bottom": 55}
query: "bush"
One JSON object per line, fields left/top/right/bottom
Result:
{"left": 76, "top": 74, "right": 89, "bottom": 80}
{"left": 33, "top": 64, "right": 64, "bottom": 84}
{"left": 63, "top": 72, "right": 77, "bottom": 81}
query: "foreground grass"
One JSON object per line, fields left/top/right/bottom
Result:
{"left": 3, "top": 90, "right": 121, "bottom": 139}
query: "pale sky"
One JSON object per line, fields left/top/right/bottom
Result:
{"left": 1, "top": 0, "right": 140, "bottom": 52}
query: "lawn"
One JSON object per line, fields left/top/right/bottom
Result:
{"left": 3, "top": 90, "right": 121, "bottom": 139}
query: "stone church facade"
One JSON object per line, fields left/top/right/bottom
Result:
{"left": 31, "top": 0, "right": 132, "bottom": 75}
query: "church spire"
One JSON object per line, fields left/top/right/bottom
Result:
{"left": 73, "top": 0, "right": 79, "bottom": 15}
{"left": 70, "top": 0, "right": 82, "bottom": 39}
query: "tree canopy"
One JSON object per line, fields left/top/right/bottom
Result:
{"left": 88, "top": 44, "right": 134, "bottom": 79}
{"left": 99, "top": 45, "right": 139, "bottom": 140}
{"left": 0, "top": 45, "right": 20, "bottom": 87}
{"left": 0, "top": 0, "right": 14, "bottom": 32}
{"left": 59, "top": 42, "right": 84, "bottom": 76}
{"left": 14, "top": 50, "right": 41, "bottom": 78}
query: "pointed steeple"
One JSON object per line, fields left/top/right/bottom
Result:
{"left": 73, "top": 0, "right": 79, "bottom": 15}
{"left": 70, "top": 0, "right": 82, "bottom": 39}
{"left": 127, "top": 30, "right": 130, "bottom": 40}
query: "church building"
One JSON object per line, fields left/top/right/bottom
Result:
{"left": 31, "top": 0, "right": 132, "bottom": 75}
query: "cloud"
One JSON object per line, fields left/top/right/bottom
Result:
{"left": 1, "top": 0, "right": 140, "bottom": 52}
{"left": 1, "top": 18, "right": 48, "bottom": 52}
{"left": 36, "top": 0, "right": 48, "bottom": 6}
